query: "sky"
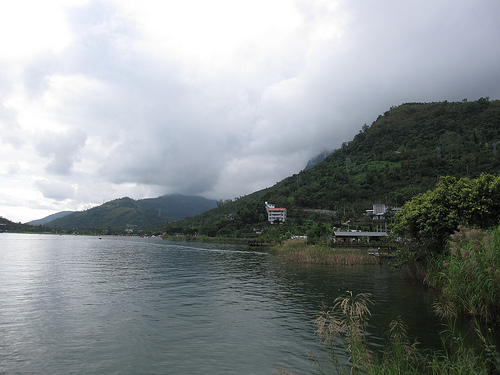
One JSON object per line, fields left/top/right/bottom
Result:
{"left": 1, "top": 0, "right": 500, "bottom": 223}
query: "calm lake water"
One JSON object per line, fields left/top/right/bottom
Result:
{"left": 0, "top": 233, "right": 444, "bottom": 374}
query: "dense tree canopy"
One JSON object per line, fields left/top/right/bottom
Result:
{"left": 393, "top": 174, "right": 500, "bottom": 259}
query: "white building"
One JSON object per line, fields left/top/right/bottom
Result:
{"left": 265, "top": 202, "right": 287, "bottom": 224}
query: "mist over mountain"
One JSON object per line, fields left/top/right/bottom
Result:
{"left": 9, "top": 99, "right": 500, "bottom": 236}
{"left": 304, "top": 149, "right": 334, "bottom": 170}
{"left": 165, "top": 99, "right": 500, "bottom": 237}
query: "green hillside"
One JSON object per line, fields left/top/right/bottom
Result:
{"left": 275, "top": 97, "right": 500, "bottom": 210}
{"left": 48, "top": 197, "right": 169, "bottom": 231}
{"left": 0, "top": 217, "right": 46, "bottom": 233}
{"left": 28, "top": 211, "right": 73, "bottom": 226}
{"left": 48, "top": 194, "right": 217, "bottom": 231}
{"left": 138, "top": 194, "right": 217, "bottom": 220}
{"left": 164, "top": 98, "right": 500, "bottom": 238}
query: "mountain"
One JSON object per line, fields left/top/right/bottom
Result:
{"left": 1, "top": 216, "right": 26, "bottom": 232}
{"left": 278, "top": 98, "right": 500, "bottom": 211}
{"left": 28, "top": 211, "right": 73, "bottom": 226}
{"left": 304, "top": 149, "right": 333, "bottom": 170}
{"left": 47, "top": 194, "right": 217, "bottom": 231}
{"left": 137, "top": 194, "right": 217, "bottom": 220}
{"left": 0, "top": 216, "right": 46, "bottom": 233}
{"left": 165, "top": 98, "right": 500, "bottom": 237}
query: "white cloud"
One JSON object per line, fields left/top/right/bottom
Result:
{"left": 35, "top": 179, "right": 76, "bottom": 201}
{"left": 1, "top": 0, "right": 500, "bottom": 222}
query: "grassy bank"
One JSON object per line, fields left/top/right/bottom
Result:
{"left": 269, "top": 238, "right": 380, "bottom": 265}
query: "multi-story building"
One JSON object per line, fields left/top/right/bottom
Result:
{"left": 265, "top": 202, "right": 287, "bottom": 224}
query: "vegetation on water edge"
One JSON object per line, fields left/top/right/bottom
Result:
{"left": 269, "top": 238, "right": 380, "bottom": 265}
{"left": 425, "top": 226, "right": 500, "bottom": 325}
{"left": 277, "top": 292, "right": 500, "bottom": 375}
{"left": 394, "top": 173, "right": 500, "bottom": 262}
{"left": 393, "top": 174, "right": 500, "bottom": 323}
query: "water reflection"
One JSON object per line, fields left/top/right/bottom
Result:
{"left": 0, "top": 234, "right": 445, "bottom": 374}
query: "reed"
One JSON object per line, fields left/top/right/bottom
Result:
{"left": 426, "top": 226, "right": 500, "bottom": 323}
{"left": 314, "top": 291, "right": 421, "bottom": 374}
{"left": 309, "top": 291, "right": 499, "bottom": 375}
{"left": 271, "top": 239, "right": 380, "bottom": 265}
{"left": 426, "top": 299, "right": 500, "bottom": 375}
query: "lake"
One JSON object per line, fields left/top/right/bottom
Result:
{"left": 0, "top": 233, "right": 443, "bottom": 374}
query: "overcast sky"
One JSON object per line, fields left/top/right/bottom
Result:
{"left": 1, "top": 0, "right": 500, "bottom": 222}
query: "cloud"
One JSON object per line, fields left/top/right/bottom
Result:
{"left": 35, "top": 179, "right": 76, "bottom": 201}
{"left": 1, "top": 0, "right": 500, "bottom": 222}
{"left": 0, "top": 0, "right": 76, "bottom": 61}
{"left": 34, "top": 128, "right": 88, "bottom": 175}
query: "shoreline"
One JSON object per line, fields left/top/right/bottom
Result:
{"left": 269, "top": 239, "right": 382, "bottom": 265}
{"left": 162, "top": 236, "right": 391, "bottom": 266}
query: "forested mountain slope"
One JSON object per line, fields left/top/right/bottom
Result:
{"left": 47, "top": 194, "right": 217, "bottom": 231}
{"left": 138, "top": 194, "right": 217, "bottom": 220}
{"left": 0, "top": 217, "right": 44, "bottom": 233}
{"left": 272, "top": 98, "right": 500, "bottom": 211}
{"left": 28, "top": 211, "right": 73, "bottom": 226}
{"left": 166, "top": 98, "right": 500, "bottom": 236}
{"left": 48, "top": 197, "right": 171, "bottom": 230}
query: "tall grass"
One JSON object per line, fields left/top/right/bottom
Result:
{"left": 426, "top": 226, "right": 500, "bottom": 324}
{"left": 314, "top": 292, "right": 421, "bottom": 374}
{"left": 271, "top": 239, "right": 380, "bottom": 265}
{"left": 428, "top": 299, "right": 494, "bottom": 375}
{"left": 310, "top": 292, "right": 500, "bottom": 375}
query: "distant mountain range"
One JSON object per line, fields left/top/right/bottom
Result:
{"left": 29, "top": 211, "right": 74, "bottom": 226}
{"left": 31, "top": 194, "right": 217, "bottom": 230}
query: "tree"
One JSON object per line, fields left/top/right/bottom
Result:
{"left": 306, "top": 223, "right": 330, "bottom": 245}
{"left": 393, "top": 174, "right": 500, "bottom": 261}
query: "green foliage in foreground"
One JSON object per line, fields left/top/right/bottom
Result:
{"left": 394, "top": 174, "right": 500, "bottom": 260}
{"left": 425, "top": 226, "right": 500, "bottom": 324}
{"left": 394, "top": 175, "right": 500, "bottom": 324}
{"left": 308, "top": 292, "right": 500, "bottom": 375}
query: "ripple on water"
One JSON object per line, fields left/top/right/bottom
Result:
{"left": 0, "top": 234, "right": 444, "bottom": 374}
